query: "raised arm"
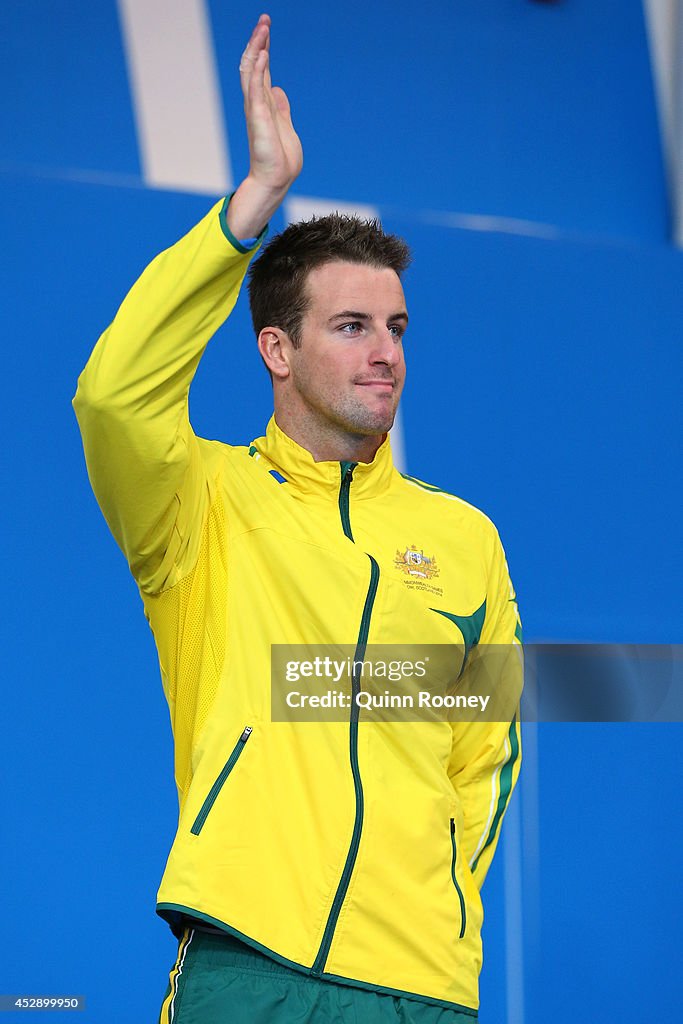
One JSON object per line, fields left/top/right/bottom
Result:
{"left": 72, "top": 14, "right": 302, "bottom": 595}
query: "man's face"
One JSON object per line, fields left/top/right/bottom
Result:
{"left": 287, "top": 260, "right": 408, "bottom": 441}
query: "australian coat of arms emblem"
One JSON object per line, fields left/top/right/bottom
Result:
{"left": 394, "top": 544, "right": 440, "bottom": 579}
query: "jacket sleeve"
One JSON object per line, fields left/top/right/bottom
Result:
{"left": 72, "top": 198, "right": 264, "bottom": 595}
{"left": 447, "top": 526, "right": 523, "bottom": 889}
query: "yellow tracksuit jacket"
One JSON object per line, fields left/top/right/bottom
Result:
{"left": 73, "top": 198, "right": 522, "bottom": 1015}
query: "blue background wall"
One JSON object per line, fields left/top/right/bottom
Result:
{"left": 2, "top": 2, "right": 681, "bottom": 1022}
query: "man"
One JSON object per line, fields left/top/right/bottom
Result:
{"left": 74, "top": 14, "right": 522, "bottom": 1024}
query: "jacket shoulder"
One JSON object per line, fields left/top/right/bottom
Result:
{"left": 397, "top": 471, "right": 500, "bottom": 539}
{"left": 195, "top": 436, "right": 251, "bottom": 473}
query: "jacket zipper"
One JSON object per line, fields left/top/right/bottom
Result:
{"left": 450, "top": 817, "right": 467, "bottom": 939}
{"left": 338, "top": 461, "right": 356, "bottom": 541}
{"left": 190, "top": 726, "right": 253, "bottom": 836}
{"left": 311, "top": 463, "right": 379, "bottom": 975}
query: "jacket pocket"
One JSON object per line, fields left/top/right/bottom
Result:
{"left": 190, "top": 726, "right": 253, "bottom": 836}
{"left": 450, "top": 817, "right": 467, "bottom": 938}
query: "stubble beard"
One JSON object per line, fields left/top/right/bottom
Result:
{"left": 328, "top": 390, "right": 397, "bottom": 437}
{"left": 289, "top": 361, "right": 401, "bottom": 442}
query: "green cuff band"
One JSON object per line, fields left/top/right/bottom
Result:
{"left": 219, "top": 193, "right": 268, "bottom": 253}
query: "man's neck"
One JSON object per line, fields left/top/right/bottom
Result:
{"left": 273, "top": 413, "right": 385, "bottom": 464}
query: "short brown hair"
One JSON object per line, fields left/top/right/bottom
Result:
{"left": 247, "top": 213, "right": 412, "bottom": 348}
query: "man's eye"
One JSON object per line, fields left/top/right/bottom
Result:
{"left": 341, "top": 322, "right": 362, "bottom": 334}
{"left": 389, "top": 324, "right": 405, "bottom": 338}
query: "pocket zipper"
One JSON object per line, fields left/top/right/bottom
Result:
{"left": 450, "top": 817, "right": 467, "bottom": 939}
{"left": 190, "top": 726, "right": 253, "bottom": 836}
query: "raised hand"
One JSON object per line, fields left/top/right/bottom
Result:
{"left": 240, "top": 14, "right": 303, "bottom": 190}
{"left": 227, "top": 14, "right": 303, "bottom": 239}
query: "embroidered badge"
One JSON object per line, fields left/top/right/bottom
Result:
{"left": 394, "top": 545, "right": 440, "bottom": 580}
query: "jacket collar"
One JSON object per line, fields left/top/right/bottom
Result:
{"left": 250, "top": 416, "right": 396, "bottom": 500}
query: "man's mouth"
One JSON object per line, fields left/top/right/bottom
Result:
{"left": 354, "top": 380, "right": 394, "bottom": 392}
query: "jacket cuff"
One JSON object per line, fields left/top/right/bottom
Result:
{"left": 219, "top": 194, "right": 268, "bottom": 253}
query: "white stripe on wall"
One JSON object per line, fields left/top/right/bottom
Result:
{"left": 117, "top": 0, "right": 232, "bottom": 195}
{"left": 389, "top": 406, "right": 406, "bottom": 475}
{"left": 283, "top": 195, "right": 407, "bottom": 472}
{"left": 643, "top": 0, "right": 683, "bottom": 242}
{"left": 503, "top": 790, "right": 524, "bottom": 1024}
{"left": 284, "top": 195, "right": 381, "bottom": 224}
{"left": 520, "top": 719, "right": 541, "bottom": 955}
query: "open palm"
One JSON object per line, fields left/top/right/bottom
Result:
{"left": 239, "top": 15, "right": 303, "bottom": 193}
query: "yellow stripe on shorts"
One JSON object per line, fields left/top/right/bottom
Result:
{"left": 158, "top": 927, "right": 194, "bottom": 1024}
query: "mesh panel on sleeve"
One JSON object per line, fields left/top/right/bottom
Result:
{"left": 146, "top": 493, "right": 228, "bottom": 802}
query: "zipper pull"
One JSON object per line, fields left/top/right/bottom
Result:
{"left": 240, "top": 726, "right": 253, "bottom": 742}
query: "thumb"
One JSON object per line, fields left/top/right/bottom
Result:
{"left": 271, "top": 86, "right": 293, "bottom": 122}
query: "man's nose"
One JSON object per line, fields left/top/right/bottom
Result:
{"left": 370, "top": 328, "right": 402, "bottom": 365}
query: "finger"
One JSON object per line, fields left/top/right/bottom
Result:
{"left": 253, "top": 50, "right": 278, "bottom": 119}
{"left": 239, "top": 15, "right": 270, "bottom": 93}
{"left": 263, "top": 15, "right": 272, "bottom": 92}
{"left": 242, "top": 14, "right": 269, "bottom": 61}
{"left": 239, "top": 21, "right": 268, "bottom": 76}
{"left": 247, "top": 48, "right": 270, "bottom": 115}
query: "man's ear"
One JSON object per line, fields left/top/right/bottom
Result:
{"left": 258, "top": 327, "right": 292, "bottom": 380}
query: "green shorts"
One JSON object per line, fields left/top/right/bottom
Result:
{"left": 158, "top": 927, "right": 477, "bottom": 1024}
